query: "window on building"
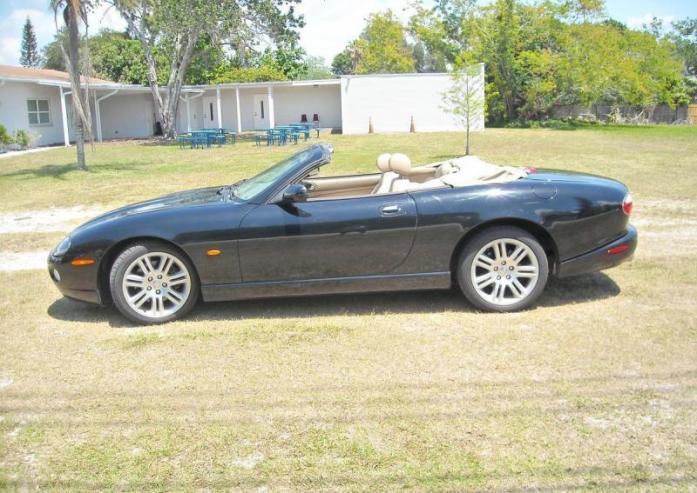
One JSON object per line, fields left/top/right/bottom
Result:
{"left": 27, "top": 99, "right": 51, "bottom": 125}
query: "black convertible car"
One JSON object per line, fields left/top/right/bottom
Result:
{"left": 48, "top": 143, "right": 636, "bottom": 324}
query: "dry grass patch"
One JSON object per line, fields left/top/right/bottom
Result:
{"left": 1, "top": 127, "right": 697, "bottom": 491}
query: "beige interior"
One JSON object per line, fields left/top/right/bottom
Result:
{"left": 303, "top": 153, "right": 527, "bottom": 200}
{"left": 304, "top": 174, "right": 380, "bottom": 199}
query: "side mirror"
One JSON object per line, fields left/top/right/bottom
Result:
{"left": 281, "top": 183, "right": 309, "bottom": 203}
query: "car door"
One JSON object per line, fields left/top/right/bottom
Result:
{"left": 237, "top": 193, "right": 417, "bottom": 282}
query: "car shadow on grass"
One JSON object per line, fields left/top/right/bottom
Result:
{"left": 47, "top": 272, "right": 620, "bottom": 327}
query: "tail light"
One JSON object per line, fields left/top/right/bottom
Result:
{"left": 622, "top": 193, "right": 633, "bottom": 216}
{"left": 608, "top": 244, "right": 629, "bottom": 255}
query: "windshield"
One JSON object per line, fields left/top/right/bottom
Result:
{"left": 233, "top": 147, "right": 318, "bottom": 201}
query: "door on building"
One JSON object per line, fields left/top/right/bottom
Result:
{"left": 202, "top": 97, "right": 219, "bottom": 128}
{"left": 253, "top": 94, "right": 269, "bottom": 129}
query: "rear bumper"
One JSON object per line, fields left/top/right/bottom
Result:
{"left": 556, "top": 225, "right": 637, "bottom": 278}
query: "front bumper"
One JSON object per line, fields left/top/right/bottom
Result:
{"left": 556, "top": 225, "right": 637, "bottom": 278}
{"left": 48, "top": 254, "right": 103, "bottom": 305}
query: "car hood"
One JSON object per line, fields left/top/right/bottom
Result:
{"left": 77, "top": 186, "right": 229, "bottom": 229}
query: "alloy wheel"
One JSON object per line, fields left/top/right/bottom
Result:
{"left": 469, "top": 238, "right": 539, "bottom": 306}
{"left": 121, "top": 252, "right": 192, "bottom": 319}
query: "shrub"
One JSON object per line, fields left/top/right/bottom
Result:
{"left": 0, "top": 124, "right": 12, "bottom": 145}
{"left": 503, "top": 118, "right": 601, "bottom": 130}
{"left": 13, "top": 129, "right": 31, "bottom": 147}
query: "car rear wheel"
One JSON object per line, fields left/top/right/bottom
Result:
{"left": 109, "top": 241, "right": 199, "bottom": 324}
{"left": 457, "top": 227, "right": 548, "bottom": 312}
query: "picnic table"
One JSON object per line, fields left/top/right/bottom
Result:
{"left": 178, "top": 129, "right": 237, "bottom": 149}
{"left": 254, "top": 123, "right": 318, "bottom": 147}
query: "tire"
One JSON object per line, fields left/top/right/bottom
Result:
{"left": 457, "top": 226, "right": 549, "bottom": 312}
{"left": 109, "top": 241, "right": 199, "bottom": 324}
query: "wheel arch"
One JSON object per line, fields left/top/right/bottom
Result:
{"left": 449, "top": 218, "right": 559, "bottom": 283}
{"left": 97, "top": 236, "right": 200, "bottom": 305}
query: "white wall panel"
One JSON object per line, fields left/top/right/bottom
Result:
{"left": 99, "top": 93, "right": 154, "bottom": 139}
{"left": 0, "top": 81, "right": 66, "bottom": 146}
{"left": 340, "top": 70, "right": 484, "bottom": 135}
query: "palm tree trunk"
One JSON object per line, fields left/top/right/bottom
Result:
{"left": 66, "top": 0, "right": 86, "bottom": 170}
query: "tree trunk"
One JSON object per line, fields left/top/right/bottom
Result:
{"left": 129, "top": 17, "right": 201, "bottom": 140}
{"left": 66, "top": 2, "right": 86, "bottom": 170}
{"left": 161, "top": 32, "right": 199, "bottom": 138}
{"left": 465, "top": 117, "right": 471, "bottom": 156}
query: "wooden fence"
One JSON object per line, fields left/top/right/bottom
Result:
{"left": 688, "top": 105, "right": 697, "bottom": 124}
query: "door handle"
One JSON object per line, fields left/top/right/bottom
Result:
{"left": 380, "top": 204, "right": 402, "bottom": 216}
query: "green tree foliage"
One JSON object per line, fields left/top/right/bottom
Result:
{"left": 210, "top": 65, "right": 287, "bottom": 83}
{"left": 259, "top": 40, "right": 308, "bottom": 80}
{"left": 669, "top": 18, "right": 697, "bottom": 76}
{"left": 42, "top": 29, "right": 68, "bottom": 71}
{"left": 20, "top": 17, "right": 40, "bottom": 67}
{"left": 300, "top": 56, "right": 333, "bottom": 80}
{"left": 88, "top": 30, "right": 153, "bottom": 83}
{"left": 409, "top": 0, "right": 476, "bottom": 68}
{"left": 331, "top": 44, "right": 359, "bottom": 75}
{"left": 355, "top": 10, "right": 416, "bottom": 74}
{"left": 333, "top": 10, "right": 416, "bottom": 75}
{"left": 183, "top": 34, "right": 228, "bottom": 85}
{"left": 411, "top": 0, "right": 688, "bottom": 123}
{"left": 44, "top": 30, "right": 228, "bottom": 85}
{"left": 113, "top": 0, "right": 304, "bottom": 138}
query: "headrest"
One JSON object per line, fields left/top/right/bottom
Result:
{"left": 376, "top": 153, "right": 392, "bottom": 172}
{"left": 389, "top": 153, "right": 412, "bottom": 176}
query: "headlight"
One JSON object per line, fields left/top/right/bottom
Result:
{"left": 53, "top": 236, "right": 71, "bottom": 256}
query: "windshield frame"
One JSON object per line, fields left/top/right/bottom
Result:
{"left": 232, "top": 144, "right": 332, "bottom": 204}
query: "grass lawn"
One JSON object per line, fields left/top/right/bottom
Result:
{"left": 1, "top": 127, "right": 697, "bottom": 491}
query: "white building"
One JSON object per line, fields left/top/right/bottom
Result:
{"left": 0, "top": 64, "right": 485, "bottom": 147}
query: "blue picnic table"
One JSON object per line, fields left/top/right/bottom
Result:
{"left": 254, "top": 123, "right": 317, "bottom": 147}
{"left": 178, "top": 128, "right": 236, "bottom": 148}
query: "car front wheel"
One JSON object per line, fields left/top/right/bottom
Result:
{"left": 457, "top": 227, "right": 549, "bottom": 312}
{"left": 109, "top": 241, "right": 199, "bottom": 324}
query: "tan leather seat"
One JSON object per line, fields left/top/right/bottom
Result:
{"left": 372, "top": 153, "right": 400, "bottom": 194}
{"left": 373, "top": 153, "right": 523, "bottom": 194}
{"left": 393, "top": 155, "right": 527, "bottom": 192}
{"left": 372, "top": 153, "right": 436, "bottom": 193}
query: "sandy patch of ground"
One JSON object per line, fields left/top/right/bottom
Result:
{"left": 0, "top": 251, "right": 48, "bottom": 272}
{"left": 0, "top": 206, "right": 105, "bottom": 234}
{"left": 233, "top": 451, "right": 265, "bottom": 470}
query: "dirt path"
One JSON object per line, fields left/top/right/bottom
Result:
{"left": 0, "top": 251, "right": 47, "bottom": 271}
{"left": 0, "top": 206, "right": 105, "bottom": 234}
